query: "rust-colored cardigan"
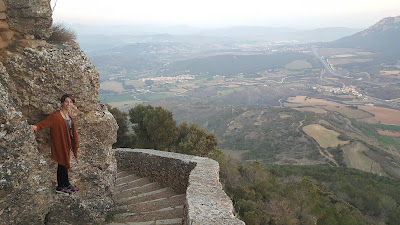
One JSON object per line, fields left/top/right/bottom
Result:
{"left": 35, "top": 110, "right": 79, "bottom": 169}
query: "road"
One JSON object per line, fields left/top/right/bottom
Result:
{"left": 311, "top": 46, "right": 393, "bottom": 103}
{"left": 312, "top": 46, "right": 384, "bottom": 87}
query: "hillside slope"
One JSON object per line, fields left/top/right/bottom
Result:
{"left": 327, "top": 16, "right": 400, "bottom": 53}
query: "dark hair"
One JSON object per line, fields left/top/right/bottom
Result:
{"left": 60, "top": 94, "right": 75, "bottom": 103}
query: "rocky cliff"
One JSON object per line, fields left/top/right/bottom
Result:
{"left": 0, "top": 0, "right": 118, "bottom": 224}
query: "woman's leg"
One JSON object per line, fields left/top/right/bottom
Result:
{"left": 57, "top": 164, "right": 70, "bottom": 187}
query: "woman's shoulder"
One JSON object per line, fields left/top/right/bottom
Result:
{"left": 49, "top": 110, "right": 63, "bottom": 120}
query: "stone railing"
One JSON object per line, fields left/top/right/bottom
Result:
{"left": 115, "top": 148, "right": 245, "bottom": 225}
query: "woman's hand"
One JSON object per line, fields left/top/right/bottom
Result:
{"left": 30, "top": 125, "right": 37, "bottom": 132}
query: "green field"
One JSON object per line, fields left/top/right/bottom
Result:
{"left": 284, "top": 60, "right": 313, "bottom": 70}
{"left": 99, "top": 94, "right": 136, "bottom": 103}
{"left": 351, "top": 119, "right": 399, "bottom": 147}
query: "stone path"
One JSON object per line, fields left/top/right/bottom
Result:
{"left": 107, "top": 170, "right": 185, "bottom": 225}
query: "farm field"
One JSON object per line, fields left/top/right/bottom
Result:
{"left": 377, "top": 130, "right": 400, "bottom": 137}
{"left": 101, "top": 81, "right": 125, "bottom": 92}
{"left": 380, "top": 70, "right": 400, "bottom": 76}
{"left": 286, "top": 96, "right": 372, "bottom": 119}
{"left": 342, "top": 142, "right": 386, "bottom": 176}
{"left": 293, "top": 107, "right": 327, "bottom": 114}
{"left": 359, "top": 106, "right": 400, "bottom": 125}
{"left": 328, "top": 58, "right": 372, "bottom": 65}
{"left": 284, "top": 60, "right": 312, "bottom": 70}
{"left": 303, "top": 124, "right": 349, "bottom": 148}
{"left": 107, "top": 100, "right": 141, "bottom": 109}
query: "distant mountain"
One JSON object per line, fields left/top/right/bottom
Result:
{"left": 74, "top": 24, "right": 360, "bottom": 52}
{"left": 200, "top": 26, "right": 360, "bottom": 43}
{"left": 327, "top": 16, "right": 400, "bottom": 53}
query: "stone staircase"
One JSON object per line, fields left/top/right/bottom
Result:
{"left": 107, "top": 170, "right": 185, "bottom": 225}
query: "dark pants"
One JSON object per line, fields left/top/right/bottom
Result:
{"left": 57, "top": 164, "right": 70, "bottom": 187}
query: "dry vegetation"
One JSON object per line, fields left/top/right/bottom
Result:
{"left": 100, "top": 81, "right": 125, "bottom": 92}
{"left": 328, "top": 58, "right": 372, "bottom": 65}
{"left": 287, "top": 96, "right": 372, "bottom": 119}
{"left": 293, "top": 107, "right": 327, "bottom": 114}
{"left": 303, "top": 124, "right": 349, "bottom": 148}
{"left": 48, "top": 23, "right": 76, "bottom": 42}
{"left": 379, "top": 70, "right": 400, "bottom": 76}
{"left": 342, "top": 142, "right": 386, "bottom": 175}
{"left": 377, "top": 130, "right": 400, "bottom": 137}
{"left": 359, "top": 106, "right": 400, "bottom": 125}
{"left": 331, "top": 54, "right": 356, "bottom": 58}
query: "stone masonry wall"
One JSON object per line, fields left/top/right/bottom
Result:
{"left": 115, "top": 149, "right": 245, "bottom": 225}
{"left": 116, "top": 149, "right": 195, "bottom": 194}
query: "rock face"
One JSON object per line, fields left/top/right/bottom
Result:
{"left": 3, "top": 0, "right": 52, "bottom": 39}
{"left": 328, "top": 16, "right": 400, "bottom": 53}
{"left": 0, "top": 0, "right": 52, "bottom": 49}
{"left": 0, "top": 1, "right": 118, "bottom": 224}
{"left": 0, "top": 78, "right": 52, "bottom": 224}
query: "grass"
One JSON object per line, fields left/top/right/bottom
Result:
{"left": 125, "top": 80, "right": 145, "bottom": 88}
{"left": 284, "top": 60, "right": 312, "bottom": 70}
{"left": 370, "top": 123, "right": 400, "bottom": 132}
{"left": 48, "top": 23, "right": 76, "bottom": 42}
{"left": 342, "top": 141, "right": 387, "bottom": 175}
{"left": 138, "top": 93, "right": 176, "bottom": 101}
{"left": 350, "top": 119, "right": 399, "bottom": 147}
{"left": 107, "top": 100, "right": 142, "bottom": 109}
{"left": 359, "top": 106, "right": 400, "bottom": 126}
{"left": 286, "top": 96, "right": 372, "bottom": 119}
{"left": 217, "top": 87, "right": 245, "bottom": 96}
{"left": 303, "top": 124, "right": 349, "bottom": 148}
{"left": 99, "top": 94, "right": 135, "bottom": 103}
{"left": 101, "top": 81, "right": 125, "bottom": 92}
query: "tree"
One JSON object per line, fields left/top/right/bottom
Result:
{"left": 107, "top": 105, "right": 136, "bottom": 148}
{"left": 145, "top": 80, "right": 154, "bottom": 86}
{"left": 129, "top": 104, "right": 178, "bottom": 151}
{"left": 387, "top": 206, "right": 400, "bottom": 225}
{"left": 175, "top": 122, "right": 218, "bottom": 156}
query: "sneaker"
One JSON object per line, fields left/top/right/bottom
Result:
{"left": 56, "top": 186, "right": 72, "bottom": 195}
{"left": 66, "top": 185, "right": 79, "bottom": 193}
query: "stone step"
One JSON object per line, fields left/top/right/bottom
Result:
{"left": 117, "top": 170, "right": 130, "bottom": 178}
{"left": 112, "top": 206, "right": 184, "bottom": 223}
{"left": 109, "top": 170, "right": 185, "bottom": 224}
{"left": 109, "top": 217, "right": 183, "bottom": 225}
{"left": 114, "top": 182, "right": 162, "bottom": 200}
{"left": 116, "top": 188, "right": 176, "bottom": 206}
{"left": 117, "top": 194, "right": 186, "bottom": 213}
{"left": 116, "top": 174, "right": 141, "bottom": 186}
{"left": 115, "top": 177, "right": 152, "bottom": 192}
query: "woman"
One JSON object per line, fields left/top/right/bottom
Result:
{"left": 30, "top": 94, "right": 79, "bottom": 195}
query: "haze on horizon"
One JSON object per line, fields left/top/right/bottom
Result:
{"left": 51, "top": 0, "right": 400, "bottom": 29}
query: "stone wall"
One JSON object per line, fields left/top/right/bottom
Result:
{"left": 0, "top": 0, "right": 51, "bottom": 49}
{"left": 115, "top": 149, "right": 245, "bottom": 225}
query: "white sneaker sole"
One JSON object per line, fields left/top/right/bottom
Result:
{"left": 55, "top": 190, "right": 71, "bottom": 195}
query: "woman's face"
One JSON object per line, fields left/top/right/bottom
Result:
{"left": 62, "top": 97, "right": 74, "bottom": 111}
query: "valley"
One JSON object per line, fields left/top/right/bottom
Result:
{"left": 84, "top": 19, "right": 400, "bottom": 180}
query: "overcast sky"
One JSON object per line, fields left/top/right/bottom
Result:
{"left": 51, "top": 0, "right": 400, "bottom": 28}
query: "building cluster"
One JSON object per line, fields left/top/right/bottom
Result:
{"left": 313, "top": 85, "right": 363, "bottom": 97}
{"left": 141, "top": 74, "right": 195, "bottom": 83}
